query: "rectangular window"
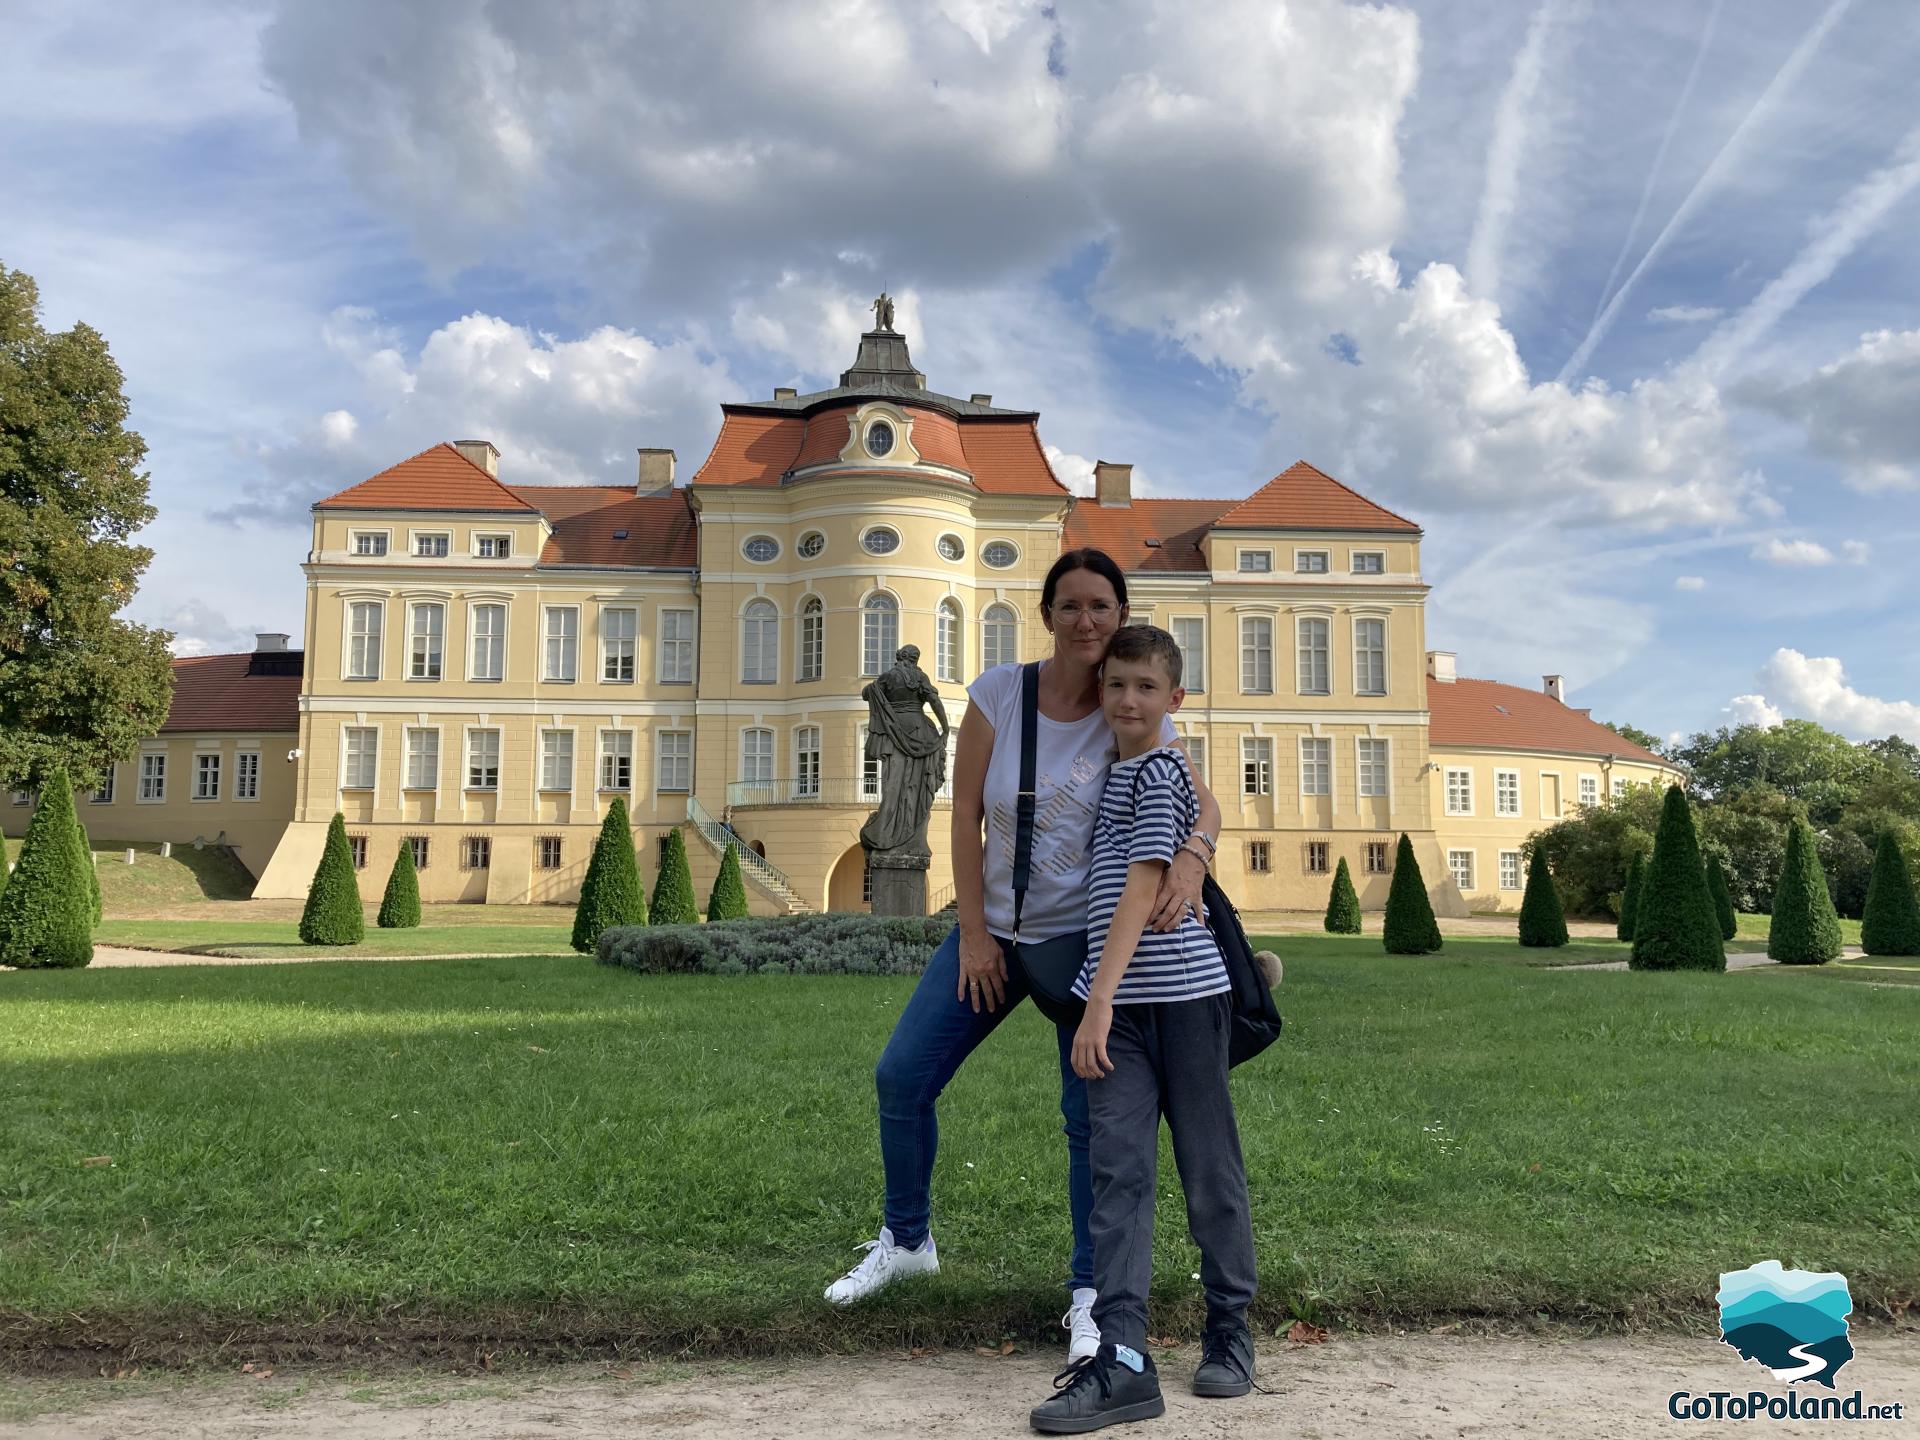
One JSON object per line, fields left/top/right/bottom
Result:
{"left": 1449, "top": 849, "right": 1475, "bottom": 891}
{"left": 405, "top": 729, "right": 439, "bottom": 790}
{"left": 659, "top": 608, "right": 695, "bottom": 683}
{"left": 1499, "top": 851, "right": 1522, "bottom": 890}
{"left": 1241, "top": 736, "right": 1273, "bottom": 796}
{"left": 601, "top": 607, "right": 637, "bottom": 682}
{"left": 352, "top": 531, "right": 388, "bottom": 557}
{"left": 798, "top": 602, "right": 824, "bottom": 681}
{"left": 476, "top": 534, "right": 511, "bottom": 558}
{"left": 1247, "top": 840, "right": 1272, "bottom": 874}
{"left": 348, "top": 835, "right": 367, "bottom": 869}
{"left": 540, "top": 730, "right": 575, "bottom": 792}
{"left": 1357, "top": 738, "right": 1388, "bottom": 798}
{"left": 1178, "top": 734, "right": 1207, "bottom": 785}
{"left": 1237, "top": 549, "right": 1272, "bottom": 573}
{"left": 466, "top": 729, "right": 501, "bottom": 791}
{"left": 139, "top": 753, "right": 166, "bottom": 802}
{"left": 1352, "top": 551, "right": 1385, "bottom": 575}
{"left": 470, "top": 602, "right": 506, "bottom": 681}
{"left": 859, "top": 724, "right": 881, "bottom": 801}
{"left": 414, "top": 532, "right": 450, "bottom": 558}
{"left": 795, "top": 726, "right": 822, "bottom": 799}
{"left": 346, "top": 601, "right": 382, "bottom": 679}
{"left": 1354, "top": 617, "right": 1386, "bottom": 696}
{"left": 1171, "top": 617, "right": 1205, "bottom": 692}
{"left": 657, "top": 730, "right": 692, "bottom": 793}
{"left": 1365, "top": 839, "right": 1391, "bottom": 875}
{"left": 599, "top": 730, "right": 633, "bottom": 791}
{"left": 91, "top": 768, "right": 116, "bottom": 804}
{"left": 194, "top": 752, "right": 221, "bottom": 801}
{"left": 408, "top": 836, "right": 430, "bottom": 870}
{"left": 234, "top": 752, "right": 260, "bottom": 801}
{"left": 462, "top": 836, "right": 491, "bottom": 870}
{"left": 1240, "top": 616, "right": 1273, "bottom": 694}
{"left": 1611, "top": 776, "right": 1628, "bottom": 800}
{"left": 1300, "top": 737, "right": 1331, "bottom": 796}
{"left": 1296, "top": 550, "right": 1330, "bottom": 574}
{"left": 1495, "top": 769, "right": 1521, "bottom": 817}
{"left": 1296, "top": 616, "right": 1330, "bottom": 694}
{"left": 543, "top": 606, "right": 578, "bottom": 682}
{"left": 982, "top": 608, "right": 1016, "bottom": 669}
{"left": 537, "top": 836, "right": 563, "bottom": 870}
{"left": 1580, "top": 775, "right": 1599, "bottom": 808}
{"left": 343, "top": 727, "right": 378, "bottom": 790}
{"left": 1304, "top": 840, "right": 1330, "bottom": 874}
{"left": 410, "top": 602, "right": 444, "bottom": 680}
{"left": 739, "top": 728, "right": 774, "bottom": 788}
{"left": 1445, "top": 767, "right": 1473, "bottom": 816}
{"left": 9, "top": 789, "right": 30, "bottom": 806}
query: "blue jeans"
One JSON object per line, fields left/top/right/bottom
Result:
{"left": 874, "top": 924, "right": 1094, "bottom": 1292}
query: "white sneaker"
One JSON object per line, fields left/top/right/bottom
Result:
{"left": 823, "top": 1226, "right": 939, "bottom": 1305}
{"left": 1062, "top": 1286, "right": 1100, "bottom": 1362}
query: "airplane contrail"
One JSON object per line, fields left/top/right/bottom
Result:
{"left": 1468, "top": 1, "right": 1569, "bottom": 305}
{"left": 1555, "top": 0, "right": 1854, "bottom": 385}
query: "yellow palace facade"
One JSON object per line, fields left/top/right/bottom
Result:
{"left": 6, "top": 321, "right": 1678, "bottom": 916}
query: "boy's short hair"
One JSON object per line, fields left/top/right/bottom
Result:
{"left": 1104, "top": 623, "right": 1183, "bottom": 689}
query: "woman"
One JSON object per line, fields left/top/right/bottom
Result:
{"left": 825, "top": 548, "right": 1220, "bottom": 1364}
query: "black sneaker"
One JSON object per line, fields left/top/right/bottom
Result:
{"left": 1191, "top": 1322, "right": 1256, "bottom": 1398}
{"left": 1030, "top": 1343, "right": 1165, "bottom": 1434}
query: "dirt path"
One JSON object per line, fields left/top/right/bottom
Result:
{"left": 5, "top": 1333, "right": 1914, "bottom": 1438}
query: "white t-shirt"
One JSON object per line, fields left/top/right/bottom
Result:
{"left": 966, "top": 662, "right": 1178, "bottom": 942}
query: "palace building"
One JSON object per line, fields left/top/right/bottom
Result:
{"left": 7, "top": 319, "right": 1679, "bottom": 916}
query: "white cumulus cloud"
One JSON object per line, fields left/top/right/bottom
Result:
{"left": 1728, "top": 649, "right": 1920, "bottom": 740}
{"left": 1736, "top": 328, "right": 1920, "bottom": 492}
{"left": 1751, "top": 537, "right": 1834, "bottom": 567}
{"left": 1674, "top": 574, "right": 1707, "bottom": 591}
{"left": 1724, "top": 693, "right": 1785, "bottom": 727}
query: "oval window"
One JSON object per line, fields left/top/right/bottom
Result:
{"left": 982, "top": 540, "right": 1018, "bottom": 569}
{"left": 865, "top": 420, "right": 895, "bottom": 458}
{"left": 862, "top": 527, "right": 901, "bottom": 556}
{"left": 937, "top": 534, "right": 965, "bottom": 562}
{"left": 743, "top": 535, "right": 780, "bottom": 564}
{"left": 797, "top": 531, "right": 825, "bottom": 559}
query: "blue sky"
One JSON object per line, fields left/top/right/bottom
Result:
{"left": 3, "top": 0, "right": 1915, "bottom": 743}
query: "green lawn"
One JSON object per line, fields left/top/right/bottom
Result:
{"left": 1735, "top": 911, "right": 1864, "bottom": 947}
{"left": 93, "top": 906, "right": 577, "bottom": 958}
{"left": 2, "top": 939, "right": 1914, "bottom": 1364}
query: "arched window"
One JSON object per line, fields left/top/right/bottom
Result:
{"left": 936, "top": 598, "right": 963, "bottom": 682}
{"left": 797, "top": 596, "right": 824, "bottom": 682}
{"left": 739, "top": 727, "right": 774, "bottom": 791}
{"left": 742, "top": 599, "right": 778, "bottom": 684}
{"left": 862, "top": 593, "right": 899, "bottom": 676}
{"left": 982, "top": 603, "right": 1017, "bottom": 669}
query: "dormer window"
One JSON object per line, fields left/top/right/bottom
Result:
{"left": 1237, "top": 549, "right": 1272, "bottom": 573}
{"left": 351, "top": 531, "right": 388, "bottom": 557}
{"left": 415, "top": 532, "right": 451, "bottom": 558}
{"left": 1295, "top": 550, "right": 1330, "bottom": 574}
{"left": 1352, "top": 550, "right": 1384, "bottom": 574}
{"left": 476, "top": 534, "right": 511, "bottom": 558}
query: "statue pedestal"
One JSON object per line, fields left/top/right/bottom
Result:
{"left": 867, "top": 850, "right": 930, "bottom": 917}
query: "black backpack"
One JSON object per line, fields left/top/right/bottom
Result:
{"left": 1200, "top": 873, "right": 1284, "bottom": 1068}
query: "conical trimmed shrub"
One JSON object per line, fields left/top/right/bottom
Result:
{"left": 76, "top": 816, "right": 103, "bottom": 924}
{"left": 1768, "top": 817, "right": 1843, "bottom": 965}
{"left": 1706, "top": 854, "right": 1736, "bottom": 942}
{"left": 0, "top": 772, "right": 94, "bottom": 968}
{"left": 1323, "top": 856, "right": 1361, "bottom": 934}
{"left": 377, "top": 842, "right": 422, "bottom": 929}
{"left": 1616, "top": 853, "right": 1647, "bottom": 942}
{"left": 1630, "top": 785, "right": 1724, "bottom": 971}
{"left": 1861, "top": 831, "right": 1920, "bottom": 956}
{"left": 299, "top": 812, "right": 365, "bottom": 945}
{"left": 1517, "top": 848, "right": 1569, "bottom": 947}
{"left": 1382, "top": 833, "right": 1442, "bottom": 954}
{"left": 573, "top": 797, "right": 647, "bottom": 953}
{"left": 707, "top": 842, "right": 750, "bottom": 923}
{"left": 649, "top": 827, "right": 698, "bottom": 926}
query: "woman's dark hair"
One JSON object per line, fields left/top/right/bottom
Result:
{"left": 1040, "top": 547, "right": 1129, "bottom": 622}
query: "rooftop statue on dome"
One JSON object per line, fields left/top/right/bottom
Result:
{"left": 871, "top": 292, "right": 896, "bottom": 333}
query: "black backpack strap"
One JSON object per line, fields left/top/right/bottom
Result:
{"left": 1011, "top": 661, "right": 1041, "bottom": 941}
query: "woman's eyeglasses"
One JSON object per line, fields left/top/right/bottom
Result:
{"left": 1052, "top": 602, "right": 1119, "bottom": 622}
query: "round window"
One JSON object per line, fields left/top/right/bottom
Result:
{"left": 937, "top": 534, "right": 965, "bottom": 562}
{"left": 865, "top": 420, "right": 895, "bottom": 458}
{"left": 862, "top": 527, "right": 901, "bottom": 556}
{"left": 797, "top": 531, "right": 825, "bottom": 559}
{"left": 743, "top": 534, "right": 780, "bottom": 564}
{"left": 982, "top": 540, "right": 1018, "bottom": 569}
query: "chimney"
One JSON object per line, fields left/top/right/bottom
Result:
{"left": 636, "top": 447, "right": 676, "bottom": 497}
{"left": 454, "top": 439, "right": 500, "bottom": 476}
{"left": 1543, "top": 674, "right": 1565, "bottom": 702}
{"left": 255, "top": 632, "right": 290, "bottom": 653}
{"left": 1426, "top": 650, "right": 1457, "bottom": 684}
{"left": 970, "top": 393, "right": 993, "bottom": 407}
{"left": 1094, "top": 460, "right": 1132, "bottom": 509}
{"left": 773, "top": 387, "right": 797, "bottom": 400}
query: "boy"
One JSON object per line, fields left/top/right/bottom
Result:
{"left": 1030, "top": 625, "right": 1257, "bottom": 1434}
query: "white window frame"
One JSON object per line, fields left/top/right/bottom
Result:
{"left": 601, "top": 606, "right": 638, "bottom": 683}
{"left": 1247, "top": 840, "right": 1272, "bottom": 874}
{"left": 466, "top": 727, "right": 502, "bottom": 791}
{"left": 411, "top": 529, "right": 452, "bottom": 558}
{"left": 137, "top": 751, "right": 166, "bottom": 803}
{"left": 863, "top": 592, "right": 900, "bottom": 676}
{"left": 740, "top": 727, "right": 774, "bottom": 788}
{"left": 936, "top": 597, "right": 962, "bottom": 683}
{"left": 91, "top": 766, "right": 117, "bottom": 804}
{"left": 347, "top": 834, "right": 368, "bottom": 870}
{"left": 1445, "top": 767, "right": 1474, "bottom": 816}
{"left": 656, "top": 729, "right": 693, "bottom": 794}
{"left": 1448, "top": 849, "right": 1476, "bottom": 892}
{"left": 1294, "top": 548, "right": 1331, "bottom": 574}
{"left": 474, "top": 532, "right": 512, "bottom": 559}
{"left": 408, "top": 600, "right": 445, "bottom": 682}
{"left": 350, "top": 529, "right": 390, "bottom": 557}
{"left": 858, "top": 723, "right": 882, "bottom": 801}
{"left": 659, "top": 608, "right": 695, "bottom": 684}
{"left": 981, "top": 538, "right": 1019, "bottom": 570}
{"left": 234, "top": 750, "right": 260, "bottom": 802}
{"left": 598, "top": 728, "right": 634, "bottom": 793}
{"left": 1179, "top": 733, "right": 1208, "bottom": 787}
{"left": 1296, "top": 615, "right": 1330, "bottom": 695}
{"left": 1171, "top": 616, "right": 1205, "bottom": 692}
{"left": 1304, "top": 839, "right": 1331, "bottom": 875}
{"left": 342, "top": 726, "right": 379, "bottom": 792}
{"left": 1353, "top": 616, "right": 1387, "bottom": 696}
{"left": 741, "top": 598, "right": 778, "bottom": 684}
{"left": 462, "top": 835, "right": 492, "bottom": 870}
{"left": 1239, "top": 615, "right": 1274, "bottom": 695}
{"left": 1611, "top": 775, "right": 1629, "bottom": 800}
{"left": 1499, "top": 850, "right": 1523, "bottom": 891}
{"left": 861, "top": 525, "right": 902, "bottom": 557}
{"left": 543, "top": 605, "right": 579, "bottom": 683}
{"left": 797, "top": 596, "right": 824, "bottom": 682}
{"left": 1351, "top": 550, "right": 1386, "bottom": 575}
{"left": 1299, "top": 736, "right": 1332, "bottom": 797}
{"left": 1580, "top": 774, "right": 1600, "bottom": 808}
{"left": 539, "top": 728, "right": 575, "bottom": 793}
{"left": 468, "top": 601, "right": 507, "bottom": 682}
{"left": 408, "top": 835, "right": 430, "bottom": 870}
{"left": 794, "top": 725, "right": 822, "bottom": 799}
{"left": 537, "top": 835, "right": 564, "bottom": 870}
{"left": 404, "top": 727, "right": 439, "bottom": 792}
{"left": 1356, "top": 737, "right": 1389, "bottom": 799}
{"left": 1241, "top": 735, "right": 1273, "bottom": 796}
{"left": 982, "top": 603, "right": 1018, "bottom": 669}
{"left": 741, "top": 534, "right": 781, "bottom": 565}
{"left": 193, "top": 751, "right": 221, "bottom": 802}
{"left": 344, "top": 599, "right": 383, "bottom": 681}
{"left": 1495, "top": 767, "right": 1522, "bottom": 818}
{"left": 1236, "top": 548, "right": 1272, "bottom": 573}
{"left": 1364, "top": 839, "right": 1391, "bottom": 875}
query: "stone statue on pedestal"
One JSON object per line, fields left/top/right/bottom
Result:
{"left": 859, "top": 644, "right": 949, "bottom": 914}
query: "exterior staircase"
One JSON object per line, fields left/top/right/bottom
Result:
{"left": 685, "top": 797, "right": 813, "bottom": 914}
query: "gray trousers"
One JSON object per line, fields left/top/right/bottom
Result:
{"left": 1088, "top": 991, "right": 1257, "bottom": 1350}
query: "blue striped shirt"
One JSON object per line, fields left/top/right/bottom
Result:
{"left": 1075, "top": 746, "right": 1229, "bottom": 1005}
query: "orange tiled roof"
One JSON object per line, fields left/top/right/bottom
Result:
{"left": 314, "top": 443, "right": 539, "bottom": 512}
{"left": 1064, "top": 499, "right": 1235, "bottom": 572}
{"left": 503, "top": 486, "right": 697, "bottom": 568}
{"left": 690, "top": 413, "right": 808, "bottom": 487}
{"left": 691, "top": 409, "right": 1065, "bottom": 495}
{"left": 954, "top": 420, "right": 1068, "bottom": 496}
{"left": 1428, "top": 677, "right": 1671, "bottom": 766}
{"left": 161, "top": 653, "right": 302, "bottom": 734}
{"left": 1213, "top": 461, "right": 1419, "bottom": 533}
